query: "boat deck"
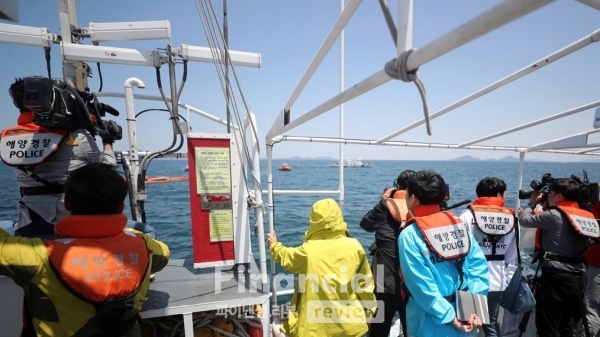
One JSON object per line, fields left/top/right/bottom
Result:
{"left": 141, "top": 258, "right": 270, "bottom": 336}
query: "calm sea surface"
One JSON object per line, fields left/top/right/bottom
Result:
{"left": 1, "top": 159, "right": 600, "bottom": 265}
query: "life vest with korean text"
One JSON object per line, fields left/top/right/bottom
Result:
{"left": 0, "top": 118, "right": 67, "bottom": 167}
{"left": 553, "top": 204, "right": 599, "bottom": 240}
{"left": 405, "top": 211, "right": 470, "bottom": 261}
{"left": 44, "top": 231, "right": 150, "bottom": 304}
{"left": 400, "top": 210, "right": 471, "bottom": 299}
{"left": 468, "top": 198, "right": 515, "bottom": 261}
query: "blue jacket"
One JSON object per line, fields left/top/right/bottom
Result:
{"left": 398, "top": 207, "right": 489, "bottom": 337}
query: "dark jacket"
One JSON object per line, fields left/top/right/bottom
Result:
{"left": 360, "top": 189, "right": 405, "bottom": 294}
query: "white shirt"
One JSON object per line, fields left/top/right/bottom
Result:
{"left": 459, "top": 208, "right": 518, "bottom": 292}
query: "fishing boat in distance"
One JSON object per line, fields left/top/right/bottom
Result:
{"left": 277, "top": 163, "right": 292, "bottom": 171}
{"left": 329, "top": 158, "right": 372, "bottom": 168}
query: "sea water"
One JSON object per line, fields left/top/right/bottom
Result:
{"left": 2, "top": 159, "right": 600, "bottom": 260}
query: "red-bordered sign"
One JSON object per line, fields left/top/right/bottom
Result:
{"left": 187, "top": 135, "right": 235, "bottom": 268}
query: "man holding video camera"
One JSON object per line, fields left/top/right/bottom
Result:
{"left": 0, "top": 78, "right": 120, "bottom": 239}
{"left": 519, "top": 177, "right": 598, "bottom": 337}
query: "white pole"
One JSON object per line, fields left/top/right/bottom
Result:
{"left": 397, "top": 0, "right": 413, "bottom": 52}
{"left": 338, "top": 0, "right": 346, "bottom": 210}
{"left": 266, "top": 143, "right": 277, "bottom": 310}
{"left": 124, "top": 77, "right": 146, "bottom": 221}
{"left": 516, "top": 151, "right": 526, "bottom": 212}
{"left": 576, "top": 0, "right": 600, "bottom": 11}
{"left": 283, "top": 0, "right": 362, "bottom": 113}
{"left": 249, "top": 112, "right": 268, "bottom": 290}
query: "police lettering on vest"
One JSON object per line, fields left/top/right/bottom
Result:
{"left": 0, "top": 128, "right": 66, "bottom": 167}
{"left": 406, "top": 211, "right": 471, "bottom": 260}
{"left": 469, "top": 204, "right": 515, "bottom": 236}
{"left": 554, "top": 205, "right": 600, "bottom": 239}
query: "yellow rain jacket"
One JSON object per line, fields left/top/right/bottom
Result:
{"left": 270, "top": 198, "right": 376, "bottom": 337}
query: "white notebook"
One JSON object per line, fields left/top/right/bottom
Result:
{"left": 455, "top": 290, "right": 490, "bottom": 325}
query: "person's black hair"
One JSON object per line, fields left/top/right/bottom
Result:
{"left": 549, "top": 178, "right": 579, "bottom": 202}
{"left": 395, "top": 169, "right": 416, "bottom": 190}
{"left": 64, "top": 163, "right": 128, "bottom": 215}
{"left": 405, "top": 169, "right": 447, "bottom": 205}
{"left": 475, "top": 177, "right": 507, "bottom": 198}
{"left": 9, "top": 78, "right": 27, "bottom": 113}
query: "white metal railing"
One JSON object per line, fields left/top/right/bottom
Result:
{"left": 265, "top": 0, "right": 600, "bottom": 309}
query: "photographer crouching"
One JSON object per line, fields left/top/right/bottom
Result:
{"left": 519, "top": 178, "right": 598, "bottom": 337}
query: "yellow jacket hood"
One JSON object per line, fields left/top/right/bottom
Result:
{"left": 304, "top": 198, "right": 347, "bottom": 241}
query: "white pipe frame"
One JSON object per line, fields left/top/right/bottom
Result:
{"left": 458, "top": 100, "right": 600, "bottom": 147}
{"left": 124, "top": 78, "right": 146, "bottom": 220}
{"left": 96, "top": 92, "right": 238, "bottom": 130}
{"left": 265, "top": 0, "right": 553, "bottom": 141}
{"left": 378, "top": 28, "right": 600, "bottom": 143}
{"left": 338, "top": 0, "right": 346, "bottom": 210}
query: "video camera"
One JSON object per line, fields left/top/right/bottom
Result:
{"left": 22, "top": 77, "right": 122, "bottom": 142}
{"left": 518, "top": 173, "right": 554, "bottom": 200}
{"left": 519, "top": 171, "right": 600, "bottom": 210}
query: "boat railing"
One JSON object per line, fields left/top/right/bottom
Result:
{"left": 263, "top": 0, "right": 600, "bottom": 309}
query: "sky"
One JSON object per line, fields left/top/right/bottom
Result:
{"left": 1, "top": 0, "right": 600, "bottom": 161}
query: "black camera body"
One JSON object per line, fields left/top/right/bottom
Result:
{"left": 519, "top": 171, "right": 600, "bottom": 209}
{"left": 518, "top": 174, "right": 554, "bottom": 200}
{"left": 21, "top": 77, "right": 122, "bottom": 142}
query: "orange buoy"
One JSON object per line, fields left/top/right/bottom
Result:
{"left": 144, "top": 176, "right": 189, "bottom": 184}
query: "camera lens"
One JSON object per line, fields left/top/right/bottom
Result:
{"left": 518, "top": 189, "right": 533, "bottom": 199}
{"left": 530, "top": 179, "right": 543, "bottom": 191}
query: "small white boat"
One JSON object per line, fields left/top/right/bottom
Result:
{"left": 183, "top": 165, "right": 189, "bottom": 172}
{"left": 329, "top": 158, "right": 372, "bottom": 168}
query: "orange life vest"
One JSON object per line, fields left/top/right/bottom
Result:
{"left": 553, "top": 204, "right": 599, "bottom": 239}
{"left": 383, "top": 189, "right": 408, "bottom": 223}
{"left": 45, "top": 230, "right": 150, "bottom": 303}
{"left": 405, "top": 211, "right": 470, "bottom": 261}
{"left": 469, "top": 202, "right": 515, "bottom": 237}
{"left": 0, "top": 113, "right": 67, "bottom": 167}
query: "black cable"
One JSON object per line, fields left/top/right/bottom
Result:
{"left": 96, "top": 62, "right": 103, "bottom": 92}
{"left": 135, "top": 108, "right": 188, "bottom": 122}
{"left": 44, "top": 47, "right": 52, "bottom": 78}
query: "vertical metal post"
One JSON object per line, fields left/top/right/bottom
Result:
{"left": 397, "top": 0, "right": 413, "bottom": 52}
{"left": 124, "top": 78, "right": 146, "bottom": 221}
{"left": 266, "top": 143, "right": 277, "bottom": 310}
{"left": 516, "top": 151, "right": 526, "bottom": 211}
{"left": 338, "top": 0, "right": 345, "bottom": 210}
{"left": 167, "top": 45, "right": 179, "bottom": 120}
{"left": 249, "top": 113, "right": 268, "bottom": 291}
{"left": 58, "top": 0, "right": 88, "bottom": 89}
{"left": 224, "top": 0, "right": 231, "bottom": 133}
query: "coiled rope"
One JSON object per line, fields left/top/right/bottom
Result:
{"left": 141, "top": 311, "right": 263, "bottom": 337}
{"left": 384, "top": 49, "right": 432, "bottom": 136}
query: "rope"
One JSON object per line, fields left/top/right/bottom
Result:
{"left": 384, "top": 49, "right": 432, "bottom": 136}
{"left": 141, "top": 310, "right": 263, "bottom": 337}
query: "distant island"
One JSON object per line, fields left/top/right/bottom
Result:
{"left": 450, "top": 155, "right": 519, "bottom": 162}
{"left": 270, "top": 156, "right": 335, "bottom": 160}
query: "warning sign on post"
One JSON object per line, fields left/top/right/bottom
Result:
{"left": 194, "top": 147, "right": 231, "bottom": 194}
{"left": 209, "top": 209, "right": 234, "bottom": 242}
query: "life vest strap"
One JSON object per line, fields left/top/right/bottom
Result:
{"left": 541, "top": 251, "right": 583, "bottom": 264}
{"left": 21, "top": 184, "right": 64, "bottom": 196}
{"left": 485, "top": 255, "right": 505, "bottom": 261}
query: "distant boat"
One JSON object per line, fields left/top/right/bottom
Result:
{"left": 183, "top": 165, "right": 189, "bottom": 172}
{"left": 278, "top": 163, "right": 292, "bottom": 171}
{"left": 329, "top": 158, "right": 372, "bottom": 168}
